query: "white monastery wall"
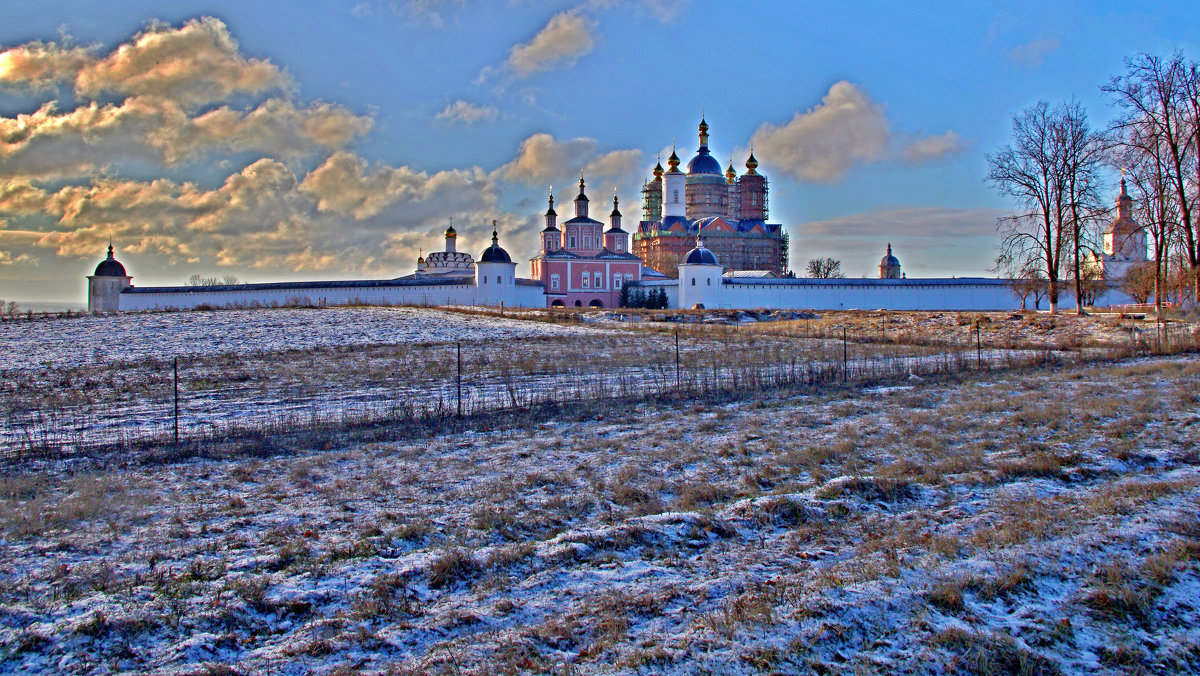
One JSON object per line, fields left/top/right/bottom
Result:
{"left": 675, "top": 265, "right": 1022, "bottom": 311}
{"left": 119, "top": 279, "right": 545, "bottom": 312}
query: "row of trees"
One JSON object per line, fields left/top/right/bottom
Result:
{"left": 618, "top": 284, "right": 670, "bottom": 309}
{"left": 989, "top": 52, "right": 1200, "bottom": 313}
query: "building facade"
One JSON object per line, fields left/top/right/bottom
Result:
{"left": 529, "top": 176, "right": 644, "bottom": 308}
{"left": 634, "top": 119, "right": 787, "bottom": 276}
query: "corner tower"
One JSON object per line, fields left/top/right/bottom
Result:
{"left": 87, "top": 243, "right": 132, "bottom": 312}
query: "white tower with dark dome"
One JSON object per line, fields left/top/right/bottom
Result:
{"left": 87, "top": 244, "right": 132, "bottom": 312}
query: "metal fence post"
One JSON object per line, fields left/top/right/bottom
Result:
{"left": 173, "top": 357, "right": 180, "bottom": 444}
{"left": 675, "top": 329, "right": 681, "bottom": 389}
{"left": 842, "top": 326, "right": 848, "bottom": 381}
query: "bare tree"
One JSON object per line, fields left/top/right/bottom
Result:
{"left": 1057, "top": 101, "right": 1107, "bottom": 313}
{"left": 1120, "top": 261, "right": 1157, "bottom": 304}
{"left": 1123, "top": 152, "right": 1179, "bottom": 311}
{"left": 1104, "top": 53, "right": 1199, "bottom": 303}
{"left": 988, "top": 101, "right": 1079, "bottom": 313}
{"left": 187, "top": 274, "right": 221, "bottom": 286}
{"left": 805, "top": 257, "right": 845, "bottom": 279}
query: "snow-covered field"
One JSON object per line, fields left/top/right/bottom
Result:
{"left": 1, "top": 355, "right": 1197, "bottom": 673}
{"left": 6, "top": 307, "right": 1037, "bottom": 454}
{"left": 0, "top": 307, "right": 616, "bottom": 372}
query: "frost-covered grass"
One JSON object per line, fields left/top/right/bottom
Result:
{"left": 0, "top": 306, "right": 619, "bottom": 372}
{"left": 10, "top": 307, "right": 1069, "bottom": 454}
{"left": 1, "top": 356, "right": 1197, "bottom": 673}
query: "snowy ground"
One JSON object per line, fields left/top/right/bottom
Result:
{"left": 8, "top": 307, "right": 1037, "bottom": 454}
{"left": 1, "top": 355, "right": 1197, "bottom": 673}
{"left": 0, "top": 307, "right": 616, "bottom": 372}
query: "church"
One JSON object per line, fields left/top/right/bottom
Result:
{"left": 634, "top": 119, "right": 788, "bottom": 277}
{"left": 85, "top": 126, "right": 1149, "bottom": 314}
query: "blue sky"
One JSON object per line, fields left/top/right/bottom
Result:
{"left": 0, "top": 0, "right": 1196, "bottom": 305}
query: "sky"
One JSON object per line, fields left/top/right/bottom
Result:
{"left": 0, "top": 0, "right": 1196, "bottom": 307}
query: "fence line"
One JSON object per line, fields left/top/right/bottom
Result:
{"left": 2, "top": 321, "right": 1195, "bottom": 461}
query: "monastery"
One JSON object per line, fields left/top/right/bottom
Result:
{"left": 87, "top": 121, "right": 1148, "bottom": 313}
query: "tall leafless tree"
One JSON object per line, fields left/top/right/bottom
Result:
{"left": 1123, "top": 149, "right": 1179, "bottom": 311}
{"left": 989, "top": 101, "right": 1093, "bottom": 314}
{"left": 1057, "top": 101, "right": 1107, "bottom": 313}
{"left": 1104, "top": 53, "right": 1198, "bottom": 303}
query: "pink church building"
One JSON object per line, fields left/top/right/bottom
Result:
{"left": 530, "top": 175, "right": 644, "bottom": 307}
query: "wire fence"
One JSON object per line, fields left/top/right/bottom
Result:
{"left": 2, "top": 318, "right": 1195, "bottom": 461}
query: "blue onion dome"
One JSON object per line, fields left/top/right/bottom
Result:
{"left": 683, "top": 238, "right": 720, "bottom": 265}
{"left": 93, "top": 244, "right": 127, "bottom": 276}
{"left": 687, "top": 147, "right": 722, "bottom": 175}
{"left": 480, "top": 222, "right": 512, "bottom": 263}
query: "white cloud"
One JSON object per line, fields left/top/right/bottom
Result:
{"left": 1006, "top": 38, "right": 1060, "bottom": 69}
{"left": 498, "top": 132, "right": 641, "bottom": 187}
{"left": 0, "top": 17, "right": 289, "bottom": 106}
{"left": 435, "top": 100, "right": 498, "bottom": 124}
{"left": 898, "top": 131, "right": 964, "bottom": 165}
{"left": 751, "top": 82, "right": 965, "bottom": 184}
{"left": 751, "top": 81, "right": 890, "bottom": 184}
{"left": 505, "top": 11, "right": 594, "bottom": 77}
{"left": 796, "top": 207, "right": 1005, "bottom": 278}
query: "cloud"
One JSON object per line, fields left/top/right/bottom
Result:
{"left": 1006, "top": 38, "right": 1060, "bottom": 69}
{"left": 588, "top": 0, "right": 688, "bottom": 22}
{"left": 0, "top": 96, "right": 372, "bottom": 180}
{"left": 506, "top": 11, "right": 594, "bottom": 77}
{"left": 751, "top": 81, "right": 965, "bottom": 184}
{"left": 498, "top": 132, "right": 641, "bottom": 187}
{"left": 394, "top": 0, "right": 466, "bottom": 26}
{"left": 898, "top": 131, "right": 964, "bottom": 165}
{"left": 796, "top": 207, "right": 1005, "bottom": 277}
{"left": 0, "top": 17, "right": 289, "bottom": 106}
{"left": 0, "top": 18, "right": 372, "bottom": 182}
{"left": 751, "top": 81, "right": 890, "bottom": 183}
{"left": 435, "top": 100, "right": 498, "bottom": 124}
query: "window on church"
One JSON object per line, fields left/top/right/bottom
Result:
{"left": 482, "top": 276, "right": 487, "bottom": 284}
{"left": 613, "top": 274, "right": 621, "bottom": 289}
{"left": 584, "top": 235, "right": 591, "bottom": 249}
{"left": 582, "top": 275, "right": 590, "bottom": 288}
{"left": 674, "top": 189, "right": 679, "bottom": 202}
{"left": 569, "top": 235, "right": 576, "bottom": 248}
{"left": 551, "top": 274, "right": 560, "bottom": 290}
{"left": 594, "top": 272, "right": 603, "bottom": 288}
{"left": 497, "top": 275, "right": 502, "bottom": 284}
{"left": 691, "top": 278, "right": 695, "bottom": 286}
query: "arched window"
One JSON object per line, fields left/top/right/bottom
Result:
{"left": 707, "top": 278, "right": 711, "bottom": 286}
{"left": 674, "top": 189, "right": 679, "bottom": 202}
{"left": 691, "top": 278, "right": 695, "bottom": 286}
{"left": 497, "top": 275, "right": 502, "bottom": 284}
